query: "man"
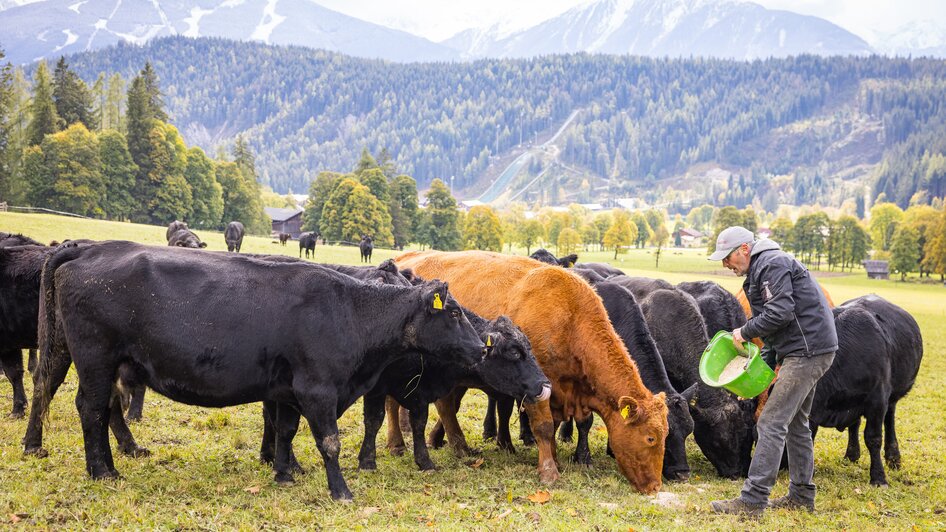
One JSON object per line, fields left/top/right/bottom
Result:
{"left": 708, "top": 226, "right": 837, "bottom": 517}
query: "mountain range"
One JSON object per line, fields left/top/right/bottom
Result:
{"left": 1, "top": 0, "right": 943, "bottom": 66}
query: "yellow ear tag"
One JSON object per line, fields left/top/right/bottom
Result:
{"left": 620, "top": 405, "right": 630, "bottom": 420}
{"left": 433, "top": 293, "right": 443, "bottom": 310}
{"left": 486, "top": 335, "right": 493, "bottom": 347}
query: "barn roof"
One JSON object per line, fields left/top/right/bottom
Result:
{"left": 862, "top": 260, "right": 890, "bottom": 273}
{"left": 265, "top": 207, "right": 304, "bottom": 222}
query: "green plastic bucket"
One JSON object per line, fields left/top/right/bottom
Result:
{"left": 699, "top": 330, "right": 775, "bottom": 399}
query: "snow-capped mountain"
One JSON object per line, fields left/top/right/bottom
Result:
{"left": 0, "top": 0, "right": 458, "bottom": 65}
{"left": 442, "top": 0, "right": 874, "bottom": 60}
{"left": 870, "top": 19, "right": 946, "bottom": 58}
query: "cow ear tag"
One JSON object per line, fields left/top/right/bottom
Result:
{"left": 433, "top": 293, "right": 443, "bottom": 310}
{"left": 486, "top": 335, "right": 493, "bottom": 347}
{"left": 620, "top": 405, "right": 631, "bottom": 420}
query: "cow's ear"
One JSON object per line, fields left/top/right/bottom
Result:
{"left": 681, "top": 383, "right": 698, "bottom": 407}
{"left": 199, "top": 242, "right": 207, "bottom": 248}
{"left": 424, "top": 281, "right": 448, "bottom": 313}
{"left": 617, "top": 396, "right": 642, "bottom": 424}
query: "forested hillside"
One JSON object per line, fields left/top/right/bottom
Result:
{"left": 59, "top": 37, "right": 946, "bottom": 209}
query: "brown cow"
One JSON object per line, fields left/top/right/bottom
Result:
{"left": 395, "top": 250, "right": 669, "bottom": 494}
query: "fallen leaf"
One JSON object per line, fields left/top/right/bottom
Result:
{"left": 358, "top": 507, "right": 380, "bottom": 519}
{"left": 506, "top": 490, "right": 513, "bottom": 503}
{"left": 9, "top": 514, "right": 21, "bottom": 524}
{"left": 527, "top": 490, "right": 551, "bottom": 504}
{"left": 244, "top": 486, "right": 261, "bottom": 494}
{"left": 467, "top": 457, "right": 485, "bottom": 469}
{"left": 494, "top": 509, "right": 513, "bottom": 520}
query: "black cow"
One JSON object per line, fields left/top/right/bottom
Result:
{"left": 809, "top": 295, "right": 923, "bottom": 486}
{"left": 530, "top": 248, "right": 578, "bottom": 268}
{"left": 279, "top": 233, "right": 291, "bottom": 246}
{"left": 0, "top": 232, "right": 43, "bottom": 247}
{"left": 640, "top": 288, "right": 757, "bottom": 479}
{"left": 165, "top": 221, "right": 188, "bottom": 242}
{"left": 575, "top": 262, "right": 625, "bottom": 278}
{"left": 360, "top": 235, "right": 373, "bottom": 263}
{"left": 676, "top": 280, "right": 747, "bottom": 338}
{"left": 319, "top": 259, "right": 411, "bottom": 286}
{"left": 224, "top": 221, "right": 245, "bottom": 252}
{"left": 167, "top": 228, "right": 206, "bottom": 248}
{"left": 608, "top": 275, "right": 675, "bottom": 299}
{"left": 26, "top": 241, "right": 484, "bottom": 501}
{"left": 298, "top": 231, "right": 317, "bottom": 258}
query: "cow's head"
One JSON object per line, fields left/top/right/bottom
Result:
{"left": 684, "top": 385, "right": 755, "bottom": 479}
{"left": 604, "top": 392, "right": 669, "bottom": 495}
{"left": 169, "top": 230, "right": 207, "bottom": 249}
{"left": 408, "top": 280, "right": 484, "bottom": 368}
{"left": 375, "top": 259, "right": 412, "bottom": 286}
{"left": 475, "top": 316, "right": 551, "bottom": 404}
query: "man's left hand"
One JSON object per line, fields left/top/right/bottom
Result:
{"left": 732, "top": 328, "right": 746, "bottom": 344}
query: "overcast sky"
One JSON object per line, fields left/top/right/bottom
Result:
{"left": 314, "top": 0, "right": 945, "bottom": 43}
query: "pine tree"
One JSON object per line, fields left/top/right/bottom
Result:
{"left": 4, "top": 68, "right": 32, "bottom": 204}
{"left": 0, "top": 47, "right": 11, "bottom": 200}
{"left": 104, "top": 73, "right": 125, "bottom": 132}
{"left": 98, "top": 129, "right": 138, "bottom": 220}
{"left": 90, "top": 73, "right": 105, "bottom": 131}
{"left": 354, "top": 147, "right": 378, "bottom": 174}
{"left": 26, "top": 61, "right": 62, "bottom": 147}
{"left": 229, "top": 135, "right": 268, "bottom": 234}
{"left": 358, "top": 167, "right": 389, "bottom": 203}
{"left": 52, "top": 56, "right": 93, "bottom": 129}
{"left": 140, "top": 62, "right": 167, "bottom": 122}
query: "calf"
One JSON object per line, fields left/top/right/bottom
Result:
{"left": 298, "top": 231, "right": 317, "bottom": 258}
{"left": 810, "top": 295, "right": 922, "bottom": 486}
{"left": 27, "top": 241, "right": 484, "bottom": 501}
{"left": 167, "top": 228, "right": 206, "bottom": 248}
{"left": 360, "top": 234, "right": 373, "bottom": 263}
{"left": 279, "top": 233, "right": 291, "bottom": 246}
{"left": 224, "top": 221, "right": 245, "bottom": 252}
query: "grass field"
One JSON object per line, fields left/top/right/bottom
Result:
{"left": 1, "top": 212, "right": 945, "bottom": 530}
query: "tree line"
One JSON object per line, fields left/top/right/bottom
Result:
{"left": 0, "top": 50, "right": 269, "bottom": 233}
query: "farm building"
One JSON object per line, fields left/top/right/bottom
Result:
{"left": 863, "top": 260, "right": 890, "bottom": 280}
{"left": 673, "top": 227, "right": 704, "bottom": 247}
{"left": 265, "top": 207, "right": 304, "bottom": 238}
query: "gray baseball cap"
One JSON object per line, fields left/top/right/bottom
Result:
{"left": 708, "top": 226, "right": 755, "bottom": 261}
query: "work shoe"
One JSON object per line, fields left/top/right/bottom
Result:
{"left": 768, "top": 494, "right": 815, "bottom": 512}
{"left": 710, "top": 498, "right": 765, "bottom": 518}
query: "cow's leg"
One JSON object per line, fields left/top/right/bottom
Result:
{"left": 385, "top": 396, "right": 407, "bottom": 456}
{"left": 109, "top": 390, "right": 149, "bottom": 457}
{"left": 125, "top": 385, "right": 146, "bottom": 422}
{"left": 27, "top": 349, "right": 37, "bottom": 373}
{"left": 358, "top": 394, "right": 386, "bottom": 470}
{"left": 559, "top": 419, "right": 574, "bottom": 443}
{"left": 398, "top": 405, "right": 411, "bottom": 434}
{"left": 522, "top": 400, "right": 560, "bottom": 484}
{"left": 519, "top": 405, "right": 536, "bottom": 446}
{"left": 74, "top": 375, "right": 119, "bottom": 479}
{"left": 884, "top": 403, "right": 901, "bottom": 469}
{"left": 273, "top": 402, "right": 303, "bottom": 484}
{"left": 572, "top": 415, "right": 593, "bottom": 465}
{"left": 23, "top": 343, "right": 73, "bottom": 456}
{"left": 432, "top": 394, "right": 475, "bottom": 457}
{"left": 495, "top": 395, "right": 516, "bottom": 453}
{"left": 0, "top": 347, "right": 26, "bottom": 418}
{"left": 483, "top": 393, "right": 498, "bottom": 440}
{"left": 864, "top": 405, "right": 888, "bottom": 486}
{"left": 844, "top": 418, "right": 861, "bottom": 463}
{"left": 260, "top": 401, "right": 277, "bottom": 465}
{"left": 409, "top": 405, "right": 437, "bottom": 471}
{"left": 428, "top": 418, "right": 446, "bottom": 449}
{"left": 298, "top": 392, "right": 352, "bottom": 501}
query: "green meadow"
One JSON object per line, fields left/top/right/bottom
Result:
{"left": 1, "top": 212, "right": 944, "bottom": 530}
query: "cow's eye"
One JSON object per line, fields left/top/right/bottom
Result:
{"left": 646, "top": 436, "right": 657, "bottom": 445}
{"left": 450, "top": 310, "right": 460, "bottom": 318}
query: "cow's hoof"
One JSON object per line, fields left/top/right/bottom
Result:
{"left": 427, "top": 437, "right": 445, "bottom": 449}
{"left": 358, "top": 460, "right": 377, "bottom": 471}
{"left": 496, "top": 440, "right": 516, "bottom": 454}
{"left": 520, "top": 436, "right": 536, "bottom": 447}
{"left": 289, "top": 462, "right": 305, "bottom": 475}
{"left": 886, "top": 456, "right": 901, "bottom": 470}
{"left": 482, "top": 429, "right": 497, "bottom": 441}
{"left": 91, "top": 469, "right": 120, "bottom": 480}
{"left": 844, "top": 451, "right": 860, "bottom": 463}
{"left": 121, "top": 446, "right": 151, "bottom": 458}
{"left": 275, "top": 472, "right": 295, "bottom": 485}
{"left": 451, "top": 445, "right": 478, "bottom": 458}
{"left": 388, "top": 445, "right": 406, "bottom": 457}
{"left": 539, "top": 462, "right": 560, "bottom": 485}
{"left": 571, "top": 452, "right": 592, "bottom": 466}
{"left": 125, "top": 415, "right": 142, "bottom": 424}
{"left": 331, "top": 490, "right": 354, "bottom": 502}
{"left": 417, "top": 461, "right": 438, "bottom": 471}
{"left": 24, "top": 447, "right": 48, "bottom": 458}
{"left": 870, "top": 478, "right": 889, "bottom": 487}
{"left": 9, "top": 409, "right": 25, "bottom": 419}
{"left": 260, "top": 453, "right": 275, "bottom": 466}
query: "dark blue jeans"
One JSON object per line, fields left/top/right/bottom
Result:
{"left": 740, "top": 353, "right": 835, "bottom": 505}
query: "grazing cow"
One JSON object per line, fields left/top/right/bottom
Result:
{"left": 676, "top": 280, "right": 747, "bottom": 338}
{"left": 530, "top": 249, "right": 578, "bottom": 268}
{"left": 165, "top": 221, "right": 188, "bottom": 242}
{"left": 167, "top": 228, "right": 206, "bottom": 249}
{"left": 27, "top": 241, "right": 484, "bottom": 501}
{"left": 224, "top": 221, "right": 245, "bottom": 252}
{"left": 279, "top": 233, "right": 291, "bottom": 246}
{"left": 349, "top": 314, "right": 549, "bottom": 472}
{"left": 808, "top": 296, "right": 922, "bottom": 486}
{"left": 396, "top": 250, "right": 669, "bottom": 494}
{"left": 298, "top": 231, "right": 317, "bottom": 258}
{"left": 360, "top": 235, "right": 373, "bottom": 263}
{"left": 639, "top": 288, "right": 757, "bottom": 479}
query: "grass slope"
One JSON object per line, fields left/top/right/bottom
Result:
{"left": 1, "top": 212, "right": 945, "bottom": 529}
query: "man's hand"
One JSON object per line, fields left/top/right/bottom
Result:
{"left": 732, "top": 328, "right": 746, "bottom": 344}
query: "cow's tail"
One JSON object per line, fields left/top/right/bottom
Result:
{"left": 35, "top": 244, "right": 86, "bottom": 424}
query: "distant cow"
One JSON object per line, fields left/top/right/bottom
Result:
{"left": 809, "top": 295, "right": 923, "bottom": 486}
{"left": 298, "top": 231, "right": 317, "bottom": 258}
{"left": 167, "top": 228, "right": 206, "bottom": 249}
{"left": 530, "top": 249, "right": 578, "bottom": 268}
{"left": 360, "top": 235, "right": 373, "bottom": 263}
{"left": 225, "top": 221, "right": 245, "bottom": 252}
{"left": 27, "top": 241, "right": 485, "bottom": 501}
{"left": 165, "top": 221, "right": 188, "bottom": 242}
{"left": 279, "top": 233, "right": 291, "bottom": 246}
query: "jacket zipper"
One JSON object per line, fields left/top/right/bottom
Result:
{"left": 793, "top": 312, "right": 811, "bottom": 354}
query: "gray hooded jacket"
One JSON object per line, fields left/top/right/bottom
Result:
{"left": 740, "top": 239, "right": 838, "bottom": 367}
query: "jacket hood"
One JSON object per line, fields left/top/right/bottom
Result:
{"left": 749, "top": 238, "right": 781, "bottom": 258}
